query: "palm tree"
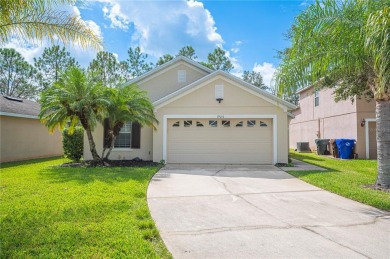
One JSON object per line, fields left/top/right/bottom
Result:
{"left": 275, "top": 0, "right": 389, "bottom": 187}
{"left": 0, "top": 0, "right": 101, "bottom": 49}
{"left": 39, "top": 67, "right": 109, "bottom": 162}
{"left": 101, "top": 85, "right": 158, "bottom": 160}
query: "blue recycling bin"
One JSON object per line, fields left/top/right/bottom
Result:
{"left": 335, "top": 139, "right": 356, "bottom": 159}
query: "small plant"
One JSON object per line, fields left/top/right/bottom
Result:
{"left": 159, "top": 160, "right": 165, "bottom": 165}
{"left": 62, "top": 127, "right": 84, "bottom": 162}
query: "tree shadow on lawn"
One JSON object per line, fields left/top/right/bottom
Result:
{"left": 39, "top": 166, "right": 158, "bottom": 185}
{"left": 290, "top": 152, "right": 326, "bottom": 162}
{"left": 0, "top": 156, "right": 65, "bottom": 169}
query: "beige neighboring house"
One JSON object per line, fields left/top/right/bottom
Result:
{"left": 289, "top": 85, "right": 377, "bottom": 159}
{"left": 84, "top": 56, "right": 297, "bottom": 164}
{"left": 0, "top": 95, "right": 63, "bottom": 163}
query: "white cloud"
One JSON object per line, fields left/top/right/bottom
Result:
{"left": 84, "top": 20, "right": 102, "bottom": 39}
{"left": 230, "top": 48, "right": 240, "bottom": 54}
{"left": 102, "top": 3, "right": 128, "bottom": 30}
{"left": 253, "top": 62, "right": 277, "bottom": 87}
{"left": 99, "top": 0, "right": 223, "bottom": 58}
{"left": 4, "top": 37, "right": 98, "bottom": 67}
{"left": 230, "top": 40, "right": 242, "bottom": 54}
{"left": 235, "top": 40, "right": 242, "bottom": 46}
{"left": 225, "top": 50, "right": 243, "bottom": 78}
{"left": 3, "top": 38, "right": 46, "bottom": 64}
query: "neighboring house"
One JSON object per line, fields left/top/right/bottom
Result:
{"left": 84, "top": 56, "right": 297, "bottom": 164}
{"left": 0, "top": 95, "right": 63, "bottom": 163}
{"left": 289, "top": 85, "right": 377, "bottom": 159}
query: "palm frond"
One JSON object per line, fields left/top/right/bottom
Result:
{"left": 0, "top": 0, "right": 101, "bottom": 49}
{"left": 275, "top": 0, "right": 385, "bottom": 101}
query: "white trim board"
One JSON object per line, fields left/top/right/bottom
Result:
{"left": 0, "top": 112, "right": 38, "bottom": 119}
{"left": 162, "top": 114, "right": 278, "bottom": 164}
{"left": 154, "top": 71, "right": 296, "bottom": 111}
{"left": 365, "top": 118, "right": 376, "bottom": 159}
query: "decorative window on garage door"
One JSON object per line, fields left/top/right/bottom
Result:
{"left": 184, "top": 120, "right": 192, "bottom": 127}
{"left": 260, "top": 121, "right": 268, "bottom": 127}
{"left": 209, "top": 120, "right": 217, "bottom": 127}
{"left": 172, "top": 121, "right": 180, "bottom": 127}
{"left": 196, "top": 121, "right": 204, "bottom": 127}
{"left": 247, "top": 120, "right": 256, "bottom": 127}
{"left": 222, "top": 120, "right": 230, "bottom": 127}
{"left": 235, "top": 121, "right": 243, "bottom": 127}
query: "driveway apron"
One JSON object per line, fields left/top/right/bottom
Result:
{"left": 147, "top": 164, "right": 390, "bottom": 258}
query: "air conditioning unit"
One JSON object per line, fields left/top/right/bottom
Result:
{"left": 297, "top": 142, "right": 310, "bottom": 152}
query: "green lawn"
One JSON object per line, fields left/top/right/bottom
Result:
{"left": 0, "top": 157, "right": 171, "bottom": 258}
{"left": 289, "top": 150, "right": 390, "bottom": 211}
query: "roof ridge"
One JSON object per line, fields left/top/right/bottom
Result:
{"left": 120, "top": 56, "right": 213, "bottom": 87}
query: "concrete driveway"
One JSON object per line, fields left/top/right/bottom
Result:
{"left": 147, "top": 164, "right": 389, "bottom": 258}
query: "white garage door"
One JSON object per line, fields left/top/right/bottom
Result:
{"left": 167, "top": 118, "right": 273, "bottom": 164}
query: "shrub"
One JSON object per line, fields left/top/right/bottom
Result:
{"left": 62, "top": 127, "right": 84, "bottom": 162}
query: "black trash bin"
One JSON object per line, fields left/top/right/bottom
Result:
{"left": 315, "top": 139, "right": 330, "bottom": 155}
{"left": 330, "top": 139, "right": 339, "bottom": 158}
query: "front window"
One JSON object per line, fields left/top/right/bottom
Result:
{"left": 314, "top": 90, "right": 319, "bottom": 107}
{"left": 114, "top": 121, "right": 132, "bottom": 148}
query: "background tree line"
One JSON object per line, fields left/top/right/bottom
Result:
{"left": 0, "top": 45, "right": 271, "bottom": 100}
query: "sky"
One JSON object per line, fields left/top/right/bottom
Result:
{"left": 3, "top": 0, "right": 313, "bottom": 87}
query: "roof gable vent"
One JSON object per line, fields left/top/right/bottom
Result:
{"left": 215, "top": 84, "right": 224, "bottom": 103}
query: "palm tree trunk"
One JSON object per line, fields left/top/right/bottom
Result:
{"left": 375, "top": 100, "right": 390, "bottom": 187}
{"left": 85, "top": 126, "right": 101, "bottom": 163}
{"left": 104, "top": 135, "right": 117, "bottom": 160}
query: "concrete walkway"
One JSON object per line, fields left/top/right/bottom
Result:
{"left": 147, "top": 164, "right": 390, "bottom": 258}
{"left": 280, "top": 158, "right": 327, "bottom": 171}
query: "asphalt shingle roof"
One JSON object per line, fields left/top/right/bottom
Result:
{"left": 0, "top": 95, "right": 40, "bottom": 117}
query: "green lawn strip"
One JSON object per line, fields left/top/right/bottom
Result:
{"left": 0, "top": 157, "right": 171, "bottom": 258}
{"left": 288, "top": 151, "right": 390, "bottom": 211}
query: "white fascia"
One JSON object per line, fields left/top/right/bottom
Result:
{"left": 0, "top": 112, "right": 38, "bottom": 119}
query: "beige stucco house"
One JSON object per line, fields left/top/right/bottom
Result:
{"left": 84, "top": 57, "right": 296, "bottom": 164}
{"left": 0, "top": 95, "right": 63, "bottom": 163}
{"left": 289, "top": 85, "right": 377, "bottom": 159}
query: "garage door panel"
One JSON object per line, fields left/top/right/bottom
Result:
{"left": 167, "top": 119, "right": 273, "bottom": 164}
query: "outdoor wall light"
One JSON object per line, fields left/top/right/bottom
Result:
{"left": 215, "top": 84, "right": 224, "bottom": 104}
{"left": 216, "top": 97, "right": 223, "bottom": 103}
{"left": 361, "top": 119, "right": 365, "bottom": 127}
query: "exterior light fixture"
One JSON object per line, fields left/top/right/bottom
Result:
{"left": 361, "top": 119, "right": 365, "bottom": 127}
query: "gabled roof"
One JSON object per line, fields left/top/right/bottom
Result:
{"left": 122, "top": 56, "right": 213, "bottom": 87}
{"left": 296, "top": 84, "right": 314, "bottom": 94}
{"left": 0, "top": 95, "right": 40, "bottom": 119}
{"left": 153, "top": 70, "right": 297, "bottom": 110}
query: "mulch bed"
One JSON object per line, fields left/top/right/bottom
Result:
{"left": 61, "top": 160, "right": 160, "bottom": 168}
